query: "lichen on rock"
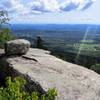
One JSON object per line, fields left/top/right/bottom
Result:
{"left": 4, "top": 39, "right": 30, "bottom": 55}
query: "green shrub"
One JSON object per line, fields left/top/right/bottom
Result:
{"left": 41, "top": 88, "right": 57, "bottom": 100}
{"left": 0, "top": 77, "right": 57, "bottom": 100}
{"left": 0, "top": 10, "right": 13, "bottom": 48}
{"left": 0, "top": 28, "right": 13, "bottom": 48}
{"left": 91, "top": 64, "right": 100, "bottom": 74}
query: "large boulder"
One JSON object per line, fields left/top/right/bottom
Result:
{"left": 5, "top": 39, "right": 30, "bottom": 55}
{"left": 0, "top": 48, "right": 100, "bottom": 100}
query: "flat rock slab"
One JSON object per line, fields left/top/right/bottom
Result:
{"left": 2, "top": 48, "right": 100, "bottom": 100}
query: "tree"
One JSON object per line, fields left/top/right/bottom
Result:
{"left": 35, "top": 36, "right": 47, "bottom": 50}
{"left": 91, "top": 64, "right": 100, "bottom": 74}
{"left": 36, "top": 36, "right": 44, "bottom": 49}
{"left": 0, "top": 10, "right": 13, "bottom": 48}
{"left": 0, "top": 10, "right": 9, "bottom": 26}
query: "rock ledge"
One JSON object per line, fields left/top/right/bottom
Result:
{"left": 0, "top": 48, "right": 100, "bottom": 100}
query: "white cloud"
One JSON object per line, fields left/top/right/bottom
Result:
{"left": 40, "top": 0, "right": 60, "bottom": 12}
{"left": 29, "top": 0, "right": 60, "bottom": 12}
{"left": 0, "top": 0, "right": 96, "bottom": 15}
{"left": 0, "top": 0, "right": 30, "bottom": 14}
{"left": 10, "top": 0, "right": 29, "bottom": 14}
{"left": 29, "top": 0, "right": 96, "bottom": 12}
{"left": 60, "top": 1, "right": 79, "bottom": 11}
{"left": 60, "top": 0, "right": 96, "bottom": 11}
{"left": 78, "top": 0, "right": 96, "bottom": 10}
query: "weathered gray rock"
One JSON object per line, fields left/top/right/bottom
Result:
{"left": 5, "top": 39, "right": 30, "bottom": 55}
{"left": 0, "top": 49, "right": 4, "bottom": 56}
{"left": 0, "top": 48, "right": 100, "bottom": 100}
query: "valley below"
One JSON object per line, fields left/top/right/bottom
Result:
{"left": 10, "top": 24, "right": 100, "bottom": 73}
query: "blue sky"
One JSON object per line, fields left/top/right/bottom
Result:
{"left": 0, "top": 0, "right": 100, "bottom": 24}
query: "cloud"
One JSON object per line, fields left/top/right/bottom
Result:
{"left": 77, "top": 0, "right": 95, "bottom": 10}
{"left": 30, "top": 0, "right": 96, "bottom": 12}
{"left": 30, "top": 0, "right": 60, "bottom": 12}
{"left": 0, "top": 0, "right": 96, "bottom": 15}
{"left": 60, "top": 0, "right": 96, "bottom": 11}
{"left": 60, "top": 1, "right": 79, "bottom": 11}
{"left": 0, "top": 0, "right": 30, "bottom": 14}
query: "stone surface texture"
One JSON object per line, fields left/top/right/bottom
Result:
{"left": 5, "top": 39, "right": 30, "bottom": 55}
{"left": 0, "top": 48, "right": 100, "bottom": 100}
{"left": 0, "top": 49, "right": 4, "bottom": 56}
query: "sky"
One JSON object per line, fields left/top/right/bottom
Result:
{"left": 0, "top": 0, "right": 100, "bottom": 24}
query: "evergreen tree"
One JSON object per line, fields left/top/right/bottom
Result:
{"left": 36, "top": 36, "right": 44, "bottom": 49}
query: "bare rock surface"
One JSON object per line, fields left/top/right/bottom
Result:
{"left": 5, "top": 39, "right": 30, "bottom": 55}
{"left": 1, "top": 48, "right": 100, "bottom": 100}
{"left": 0, "top": 49, "right": 4, "bottom": 56}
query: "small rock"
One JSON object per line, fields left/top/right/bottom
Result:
{"left": 5, "top": 39, "right": 30, "bottom": 55}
